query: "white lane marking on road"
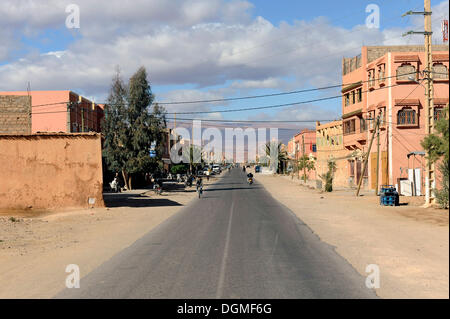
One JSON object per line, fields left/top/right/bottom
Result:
{"left": 216, "top": 200, "right": 234, "bottom": 299}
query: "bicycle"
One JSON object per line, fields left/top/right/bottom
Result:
{"left": 197, "top": 185, "right": 203, "bottom": 198}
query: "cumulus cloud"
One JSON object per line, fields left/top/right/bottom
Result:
{"left": 0, "top": 0, "right": 448, "bottom": 122}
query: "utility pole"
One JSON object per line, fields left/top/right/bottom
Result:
{"left": 302, "top": 134, "right": 306, "bottom": 182}
{"left": 66, "top": 102, "right": 73, "bottom": 133}
{"left": 79, "top": 96, "right": 84, "bottom": 133}
{"left": 376, "top": 116, "right": 380, "bottom": 196}
{"left": 357, "top": 115, "right": 380, "bottom": 197}
{"left": 402, "top": 0, "right": 435, "bottom": 206}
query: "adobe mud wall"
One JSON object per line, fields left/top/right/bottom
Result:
{"left": 0, "top": 133, "right": 104, "bottom": 209}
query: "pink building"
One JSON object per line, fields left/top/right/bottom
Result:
{"left": 0, "top": 91, "right": 104, "bottom": 133}
{"left": 293, "top": 129, "right": 317, "bottom": 180}
{"left": 341, "top": 45, "right": 449, "bottom": 192}
{"left": 293, "top": 129, "right": 317, "bottom": 159}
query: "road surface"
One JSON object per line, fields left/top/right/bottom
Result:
{"left": 56, "top": 168, "right": 377, "bottom": 299}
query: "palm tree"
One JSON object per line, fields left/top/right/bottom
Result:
{"left": 265, "top": 141, "right": 288, "bottom": 173}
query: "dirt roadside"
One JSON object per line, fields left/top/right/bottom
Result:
{"left": 256, "top": 173, "right": 449, "bottom": 299}
{"left": 0, "top": 175, "right": 220, "bottom": 299}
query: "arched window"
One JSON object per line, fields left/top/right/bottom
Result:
{"left": 433, "top": 63, "right": 448, "bottom": 80}
{"left": 396, "top": 63, "right": 415, "bottom": 81}
{"left": 397, "top": 108, "right": 417, "bottom": 125}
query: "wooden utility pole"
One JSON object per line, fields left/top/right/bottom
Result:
{"left": 376, "top": 116, "right": 380, "bottom": 196}
{"left": 424, "top": 0, "right": 435, "bottom": 206}
{"left": 402, "top": 0, "right": 435, "bottom": 206}
{"left": 302, "top": 134, "right": 306, "bottom": 182}
{"left": 356, "top": 115, "right": 380, "bottom": 197}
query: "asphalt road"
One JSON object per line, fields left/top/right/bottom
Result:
{"left": 56, "top": 168, "right": 377, "bottom": 299}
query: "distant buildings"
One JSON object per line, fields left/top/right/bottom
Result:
{"left": 0, "top": 90, "right": 104, "bottom": 134}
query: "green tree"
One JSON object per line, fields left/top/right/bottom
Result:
{"left": 102, "top": 69, "right": 129, "bottom": 187}
{"left": 320, "top": 160, "right": 337, "bottom": 192}
{"left": 421, "top": 106, "right": 449, "bottom": 208}
{"left": 189, "top": 144, "right": 204, "bottom": 174}
{"left": 298, "top": 155, "right": 316, "bottom": 182}
{"left": 125, "top": 67, "right": 167, "bottom": 189}
{"left": 265, "top": 141, "right": 288, "bottom": 173}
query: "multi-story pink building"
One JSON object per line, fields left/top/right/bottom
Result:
{"left": 293, "top": 129, "right": 317, "bottom": 180}
{"left": 341, "top": 45, "right": 449, "bottom": 192}
{"left": 0, "top": 91, "right": 104, "bottom": 133}
{"left": 293, "top": 129, "right": 317, "bottom": 159}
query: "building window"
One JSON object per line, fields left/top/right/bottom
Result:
{"left": 379, "top": 107, "right": 386, "bottom": 126}
{"left": 368, "top": 111, "right": 375, "bottom": 130}
{"left": 377, "top": 64, "right": 385, "bottom": 84}
{"left": 351, "top": 90, "right": 356, "bottom": 104}
{"left": 433, "top": 63, "right": 448, "bottom": 80}
{"left": 396, "top": 63, "right": 416, "bottom": 81}
{"left": 360, "top": 117, "right": 367, "bottom": 132}
{"left": 434, "top": 107, "right": 444, "bottom": 121}
{"left": 357, "top": 88, "right": 362, "bottom": 103}
{"left": 398, "top": 108, "right": 417, "bottom": 125}
{"left": 349, "top": 160, "right": 355, "bottom": 177}
{"left": 345, "top": 93, "right": 350, "bottom": 106}
{"left": 368, "top": 69, "right": 375, "bottom": 87}
{"left": 344, "top": 119, "right": 356, "bottom": 135}
{"left": 312, "top": 144, "right": 317, "bottom": 152}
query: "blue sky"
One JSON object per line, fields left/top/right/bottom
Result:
{"left": 0, "top": 0, "right": 448, "bottom": 130}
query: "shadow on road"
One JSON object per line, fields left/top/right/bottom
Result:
{"left": 104, "top": 193, "right": 183, "bottom": 208}
{"left": 205, "top": 186, "right": 262, "bottom": 192}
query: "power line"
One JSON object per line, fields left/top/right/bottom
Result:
{"left": 153, "top": 72, "right": 415, "bottom": 106}
{"left": 165, "top": 117, "right": 334, "bottom": 123}
{"left": 163, "top": 82, "right": 403, "bottom": 115}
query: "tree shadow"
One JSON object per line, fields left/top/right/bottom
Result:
{"left": 205, "top": 186, "right": 262, "bottom": 192}
{"left": 104, "top": 193, "right": 183, "bottom": 208}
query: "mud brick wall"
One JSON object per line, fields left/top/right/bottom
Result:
{"left": 0, "top": 95, "right": 32, "bottom": 134}
{"left": 0, "top": 133, "right": 104, "bottom": 210}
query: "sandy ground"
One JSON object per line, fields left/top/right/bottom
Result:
{"left": 0, "top": 176, "right": 219, "bottom": 299}
{"left": 256, "top": 173, "right": 449, "bottom": 299}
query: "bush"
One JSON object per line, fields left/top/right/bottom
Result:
{"left": 171, "top": 164, "right": 188, "bottom": 175}
{"left": 435, "top": 161, "right": 449, "bottom": 209}
{"left": 320, "top": 160, "right": 336, "bottom": 192}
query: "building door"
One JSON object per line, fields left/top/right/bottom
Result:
{"left": 356, "top": 160, "right": 362, "bottom": 185}
{"left": 381, "top": 151, "right": 388, "bottom": 186}
{"left": 370, "top": 153, "right": 377, "bottom": 189}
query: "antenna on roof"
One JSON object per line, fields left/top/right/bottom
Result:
{"left": 442, "top": 20, "right": 449, "bottom": 43}
{"left": 27, "top": 81, "right": 31, "bottom": 96}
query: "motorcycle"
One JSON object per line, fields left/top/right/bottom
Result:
{"left": 247, "top": 177, "right": 253, "bottom": 185}
{"left": 184, "top": 175, "right": 194, "bottom": 187}
{"left": 153, "top": 180, "right": 163, "bottom": 195}
{"left": 197, "top": 185, "right": 203, "bottom": 198}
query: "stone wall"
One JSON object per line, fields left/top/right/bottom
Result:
{"left": 0, "top": 95, "right": 31, "bottom": 134}
{"left": 367, "top": 44, "right": 449, "bottom": 63}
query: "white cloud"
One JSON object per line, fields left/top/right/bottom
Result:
{"left": 0, "top": 0, "right": 448, "bottom": 122}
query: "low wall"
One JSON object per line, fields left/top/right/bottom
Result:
{"left": 0, "top": 133, "right": 104, "bottom": 209}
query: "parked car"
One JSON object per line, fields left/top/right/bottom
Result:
{"left": 212, "top": 165, "right": 221, "bottom": 174}
{"left": 255, "top": 165, "right": 261, "bottom": 173}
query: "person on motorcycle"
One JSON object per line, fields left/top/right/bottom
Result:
{"left": 196, "top": 177, "right": 203, "bottom": 197}
{"left": 247, "top": 172, "right": 254, "bottom": 184}
{"left": 196, "top": 176, "right": 203, "bottom": 189}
